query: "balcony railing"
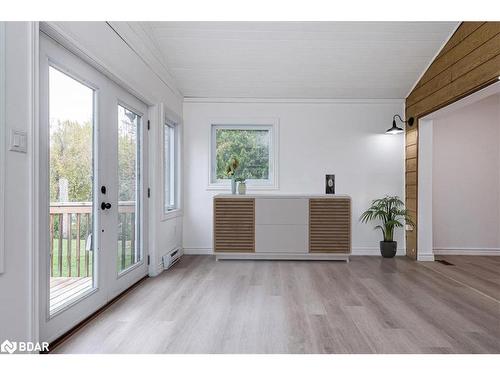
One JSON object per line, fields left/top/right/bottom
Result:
{"left": 49, "top": 202, "right": 136, "bottom": 277}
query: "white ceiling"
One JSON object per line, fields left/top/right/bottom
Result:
{"left": 140, "top": 22, "right": 458, "bottom": 99}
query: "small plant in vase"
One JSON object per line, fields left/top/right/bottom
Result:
{"left": 235, "top": 177, "right": 247, "bottom": 195}
{"left": 225, "top": 157, "right": 240, "bottom": 194}
{"left": 360, "top": 196, "right": 414, "bottom": 258}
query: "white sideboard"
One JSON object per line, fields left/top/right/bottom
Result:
{"left": 213, "top": 194, "right": 351, "bottom": 261}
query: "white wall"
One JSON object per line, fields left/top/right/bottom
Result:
{"left": 183, "top": 100, "right": 406, "bottom": 255}
{"left": 0, "top": 22, "right": 34, "bottom": 343}
{"left": 0, "top": 21, "right": 183, "bottom": 344}
{"left": 432, "top": 95, "right": 500, "bottom": 254}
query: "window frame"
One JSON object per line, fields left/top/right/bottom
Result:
{"left": 208, "top": 118, "right": 279, "bottom": 190}
{"left": 162, "top": 116, "right": 180, "bottom": 217}
{"left": 116, "top": 101, "right": 144, "bottom": 274}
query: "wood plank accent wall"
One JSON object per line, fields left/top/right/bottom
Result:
{"left": 213, "top": 198, "right": 255, "bottom": 253}
{"left": 309, "top": 198, "right": 351, "bottom": 253}
{"left": 405, "top": 22, "right": 500, "bottom": 259}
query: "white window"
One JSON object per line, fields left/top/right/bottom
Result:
{"left": 164, "top": 118, "right": 178, "bottom": 212}
{"left": 209, "top": 120, "right": 279, "bottom": 189}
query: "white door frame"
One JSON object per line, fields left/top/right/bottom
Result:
{"left": 38, "top": 32, "right": 150, "bottom": 343}
{"left": 417, "top": 118, "right": 434, "bottom": 261}
{"left": 28, "top": 21, "right": 41, "bottom": 347}
{"left": 417, "top": 80, "right": 500, "bottom": 261}
{"left": 39, "top": 34, "right": 107, "bottom": 342}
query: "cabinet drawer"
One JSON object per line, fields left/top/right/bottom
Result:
{"left": 214, "top": 198, "right": 255, "bottom": 253}
{"left": 255, "top": 198, "right": 308, "bottom": 225}
{"left": 255, "top": 225, "right": 308, "bottom": 253}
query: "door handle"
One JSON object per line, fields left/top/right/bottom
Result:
{"left": 101, "top": 202, "right": 112, "bottom": 210}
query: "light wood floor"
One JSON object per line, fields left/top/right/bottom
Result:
{"left": 52, "top": 255, "right": 500, "bottom": 354}
{"left": 428, "top": 256, "right": 500, "bottom": 301}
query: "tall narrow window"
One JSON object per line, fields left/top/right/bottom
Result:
{"left": 164, "top": 119, "right": 178, "bottom": 213}
{"left": 117, "top": 104, "right": 141, "bottom": 273}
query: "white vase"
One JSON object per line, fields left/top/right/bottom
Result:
{"left": 238, "top": 182, "right": 247, "bottom": 195}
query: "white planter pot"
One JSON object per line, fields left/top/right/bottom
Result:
{"left": 238, "top": 182, "right": 247, "bottom": 195}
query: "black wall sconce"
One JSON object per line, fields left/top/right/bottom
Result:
{"left": 386, "top": 114, "right": 414, "bottom": 135}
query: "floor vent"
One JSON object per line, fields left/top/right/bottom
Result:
{"left": 436, "top": 259, "right": 455, "bottom": 266}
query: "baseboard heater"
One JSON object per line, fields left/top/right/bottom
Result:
{"left": 163, "top": 248, "right": 183, "bottom": 270}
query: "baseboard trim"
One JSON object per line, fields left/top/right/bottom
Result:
{"left": 215, "top": 252, "right": 350, "bottom": 261}
{"left": 183, "top": 247, "right": 406, "bottom": 256}
{"left": 433, "top": 248, "right": 500, "bottom": 256}
{"left": 351, "top": 247, "right": 405, "bottom": 256}
{"left": 183, "top": 247, "right": 213, "bottom": 255}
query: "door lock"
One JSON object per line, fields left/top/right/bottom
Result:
{"left": 101, "top": 202, "right": 112, "bottom": 210}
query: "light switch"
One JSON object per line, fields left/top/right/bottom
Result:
{"left": 9, "top": 129, "right": 27, "bottom": 153}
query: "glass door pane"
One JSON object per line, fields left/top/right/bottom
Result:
{"left": 117, "top": 105, "right": 141, "bottom": 273}
{"left": 164, "top": 123, "right": 176, "bottom": 211}
{"left": 48, "top": 66, "right": 95, "bottom": 314}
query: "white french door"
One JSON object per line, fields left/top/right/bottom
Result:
{"left": 39, "top": 34, "right": 149, "bottom": 343}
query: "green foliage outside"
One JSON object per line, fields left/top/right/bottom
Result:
{"left": 117, "top": 108, "right": 138, "bottom": 202}
{"left": 50, "top": 120, "right": 93, "bottom": 204}
{"left": 49, "top": 116, "right": 139, "bottom": 277}
{"left": 50, "top": 238, "right": 137, "bottom": 278}
{"left": 215, "top": 128, "right": 270, "bottom": 180}
{"left": 50, "top": 117, "right": 137, "bottom": 204}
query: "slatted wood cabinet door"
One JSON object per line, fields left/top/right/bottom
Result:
{"left": 309, "top": 198, "right": 351, "bottom": 253}
{"left": 214, "top": 198, "right": 255, "bottom": 253}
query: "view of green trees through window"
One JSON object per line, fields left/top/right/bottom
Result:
{"left": 49, "top": 117, "right": 139, "bottom": 275}
{"left": 215, "top": 128, "right": 270, "bottom": 180}
{"left": 50, "top": 120, "right": 93, "bottom": 204}
{"left": 49, "top": 118, "right": 137, "bottom": 204}
{"left": 117, "top": 106, "right": 138, "bottom": 204}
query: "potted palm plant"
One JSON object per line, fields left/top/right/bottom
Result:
{"left": 360, "top": 196, "right": 414, "bottom": 258}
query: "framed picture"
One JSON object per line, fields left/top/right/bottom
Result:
{"left": 325, "top": 174, "right": 335, "bottom": 194}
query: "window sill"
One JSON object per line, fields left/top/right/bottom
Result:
{"left": 206, "top": 184, "right": 279, "bottom": 191}
{"left": 161, "top": 208, "right": 183, "bottom": 221}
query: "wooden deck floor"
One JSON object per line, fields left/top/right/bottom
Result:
{"left": 52, "top": 255, "right": 500, "bottom": 354}
{"left": 50, "top": 277, "right": 93, "bottom": 312}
